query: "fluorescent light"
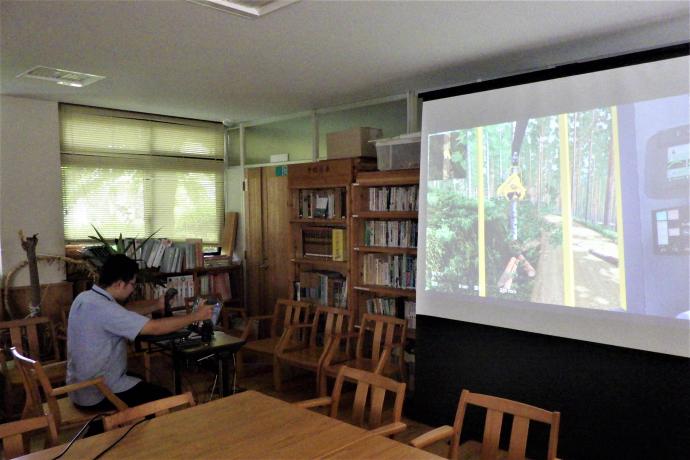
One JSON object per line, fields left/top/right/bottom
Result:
{"left": 56, "top": 81, "right": 83, "bottom": 88}
{"left": 188, "top": 0, "right": 300, "bottom": 18}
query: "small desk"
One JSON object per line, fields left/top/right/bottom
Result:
{"left": 142, "top": 331, "right": 244, "bottom": 396}
{"left": 19, "top": 390, "right": 440, "bottom": 459}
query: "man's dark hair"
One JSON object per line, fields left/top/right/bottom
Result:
{"left": 99, "top": 254, "right": 139, "bottom": 287}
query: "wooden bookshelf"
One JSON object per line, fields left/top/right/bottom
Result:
{"left": 350, "top": 168, "right": 419, "bottom": 330}
{"left": 287, "top": 158, "right": 375, "bottom": 311}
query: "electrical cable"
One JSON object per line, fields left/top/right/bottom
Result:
{"left": 92, "top": 418, "right": 148, "bottom": 460}
{"left": 51, "top": 413, "right": 107, "bottom": 460}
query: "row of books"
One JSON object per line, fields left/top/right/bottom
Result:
{"left": 123, "top": 238, "right": 205, "bottom": 271}
{"left": 363, "top": 220, "right": 417, "bottom": 248}
{"left": 302, "top": 227, "right": 347, "bottom": 261}
{"left": 298, "top": 188, "right": 346, "bottom": 219}
{"left": 198, "top": 272, "right": 233, "bottom": 300}
{"left": 364, "top": 297, "right": 416, "bottom": 329}
{"left": 368, "top": 185, "right": 418, "bottom": 212}
{"left": 295, "top": 270, "right": 347, "bottom": 307}
{"left": 361, "top": 254, "right": 417, "bottom": 289}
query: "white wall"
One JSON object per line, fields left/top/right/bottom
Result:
{"left": 225, "top": 166, "right": 245, "bottom": 261}
{"left": 0, "top": 95, "right": 65, "bottom": 286}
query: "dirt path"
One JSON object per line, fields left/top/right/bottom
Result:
{"left": 531, "top": 215, "right": 622, "bottom": 310}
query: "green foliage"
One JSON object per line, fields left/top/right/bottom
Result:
{"left": 88, "top": 225, "right": 159, "bottom": 260}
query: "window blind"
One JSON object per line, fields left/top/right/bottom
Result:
{"left": 60, "top": 105, "right": 225, "bottom": 245}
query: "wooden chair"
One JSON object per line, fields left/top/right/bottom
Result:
{"left": 11, "top": 348, "right": 127, "bottom": 433}
{"left": 235, "top": 299, "right": 311, "bottom": 376}
{"left": 410, "top": 389, "right": 561, "bottom": 460}
{"left": 0, "top": 317, "right": 66, "bottom": 386}
{"left": 320, "top": 313, "right": 407, "bottom": 396}
{"left": 0, "top": 414, "right": 57, "bottom": 459}
{"left": 295, "top": 366, "right": 407, "bottom": 437}
{"left": 273, "top": 305, "right": 352, "bottom": 393}
{"left": 103, "top": 392, "right": 195, "bottom": 431}
{"left": 1, "top": 318, "right": 66, "bottom": 418}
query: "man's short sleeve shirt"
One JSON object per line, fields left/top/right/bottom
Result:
{"left": 66, "top": 285, "right": 149, "bottom": 406}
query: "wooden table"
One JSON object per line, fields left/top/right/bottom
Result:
{"left": 19, "top": 390, "right": 440, "bottom": 459}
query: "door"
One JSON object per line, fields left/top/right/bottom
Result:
{"left": 244, "top": 166, "right": 290, "bottom": 316}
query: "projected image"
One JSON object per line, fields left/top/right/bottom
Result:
{"left": 427, "top": 109, "right": 622, "bottom": 310}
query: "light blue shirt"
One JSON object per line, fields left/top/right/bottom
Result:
{"left": 66, "top": 285, "right": 149, "bottom": 406}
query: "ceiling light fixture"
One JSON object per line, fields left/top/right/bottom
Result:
{"left": 188, "top": 0, "right": 300, "bottom": 18}
{"left": 16, "top": 66, "right": 105, "bottom": 88}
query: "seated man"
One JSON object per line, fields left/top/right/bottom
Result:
{"left": 67, "top": 254, "right": 212, "bottom": 411}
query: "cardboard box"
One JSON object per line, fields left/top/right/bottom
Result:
{"left": 326, "top": 127, "right": 383, "bottom": 159}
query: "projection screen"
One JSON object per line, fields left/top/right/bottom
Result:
{"left": 418, "top": 53, "right": 690, "bottom": 357}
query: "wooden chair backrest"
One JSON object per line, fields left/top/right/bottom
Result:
{"left": 308, "top": 306, "right": 352, "bottom": 347}
{"left": 0, "top": 317, "right": 60, "bottom": 363}
{"left": 329, "top": 366, "right": 406, "bottom": 430}
{"left": 10, "top": 348, "right": 60, "bottom": 421}
{"left": 0, "top": 414, "right": 57, "bottom": 459}
{"left": 356, "top": 314, "right": 407, "bottom": 362}
{"left": 452, "top": 389, "right": 561, "bottom": 460}
{"left": 270, "top": 299, "right": 311, "bottom": 338}
{"left": 103, "top": 392, "right": 196, "bottom": 431}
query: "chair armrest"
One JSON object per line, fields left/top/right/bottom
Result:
{"left": 409, "top": 425, "right": 454, "bottom": 449}
{"left": 293, "top": 396, "right": 332, "bottom": 410}
{"left": 41, "top": 360, "right": 67, "bottom": 377}
{"left": 369, "top": 421, "right": 407, "bottom": 437}
{"left": 321, "top": 332, "right": 357, "bottom": 367}
{"left": 240, "top": 315, "right": 275, "bottom": 341}
{"left": 52, "top": 377, "right": 128, "bottom": 411}
{"left": 276, "top": 323, "right": 312, "bottom": 353}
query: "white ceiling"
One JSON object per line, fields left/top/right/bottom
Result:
{"left": 1, "top": 1, "right": 688, "bottom": 124}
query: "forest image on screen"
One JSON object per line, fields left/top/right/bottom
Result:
{"left": 425, "top": 95, "right": 689, "bottom": 320}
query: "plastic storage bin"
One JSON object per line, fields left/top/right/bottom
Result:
{"left": 374, "top": 133, "right": 421, "bottom": 170}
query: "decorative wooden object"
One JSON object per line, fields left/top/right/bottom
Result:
{"left": 409, "top": 388, "right": 561, "bottom": 460}
{"left": 19, "top": 231, "right": 42, "bottom": 316}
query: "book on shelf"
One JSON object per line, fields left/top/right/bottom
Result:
{"left": 362, "top": 253, "right": 417, "bottom": 289}
{"left": 363, "top": 220, "right": 417, "bottom": 248}
{"left": 166, "top": 275, "right": 195, "bottom": 307}
{"left": 298, "top": 270, "right": 347, "bottom": 307}
{"left": 332, "top": 228, "right": 346, "bottom": 261}
{"left": 203, "top": 255, "right": 233, "bottom": 268}
{"left": 302, "top": 227, "right": 333, "bottom": 258}
{"left": 298, "top": 188, "right": 346, "bottom": 219}
{"left": 368, "top": 185, "right": 419, "bottom": 212}
{"left": 363, "top": 297, "right": 416, "bottom": 329}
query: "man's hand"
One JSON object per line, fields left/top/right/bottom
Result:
{"left": 156, "top": 295, "right": 166, "bottom": 312}
{"left": 193, "top": 301, "right": 214, "bottom": 322}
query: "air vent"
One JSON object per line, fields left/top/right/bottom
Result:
{"left": 16, "top": 66, "right": 105, "bottom": 88}
{"left": 188, "top": 0, "right": 299, "bottom": 18}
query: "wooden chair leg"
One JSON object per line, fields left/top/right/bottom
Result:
{"left": 319, "top": 373, "right": 329, "bottom": 397}
{"left": 235, "top": 351, "right": 245, "bottom": 378}
{"left": 273, "top": 357, "right": 282, "bottom": 391}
